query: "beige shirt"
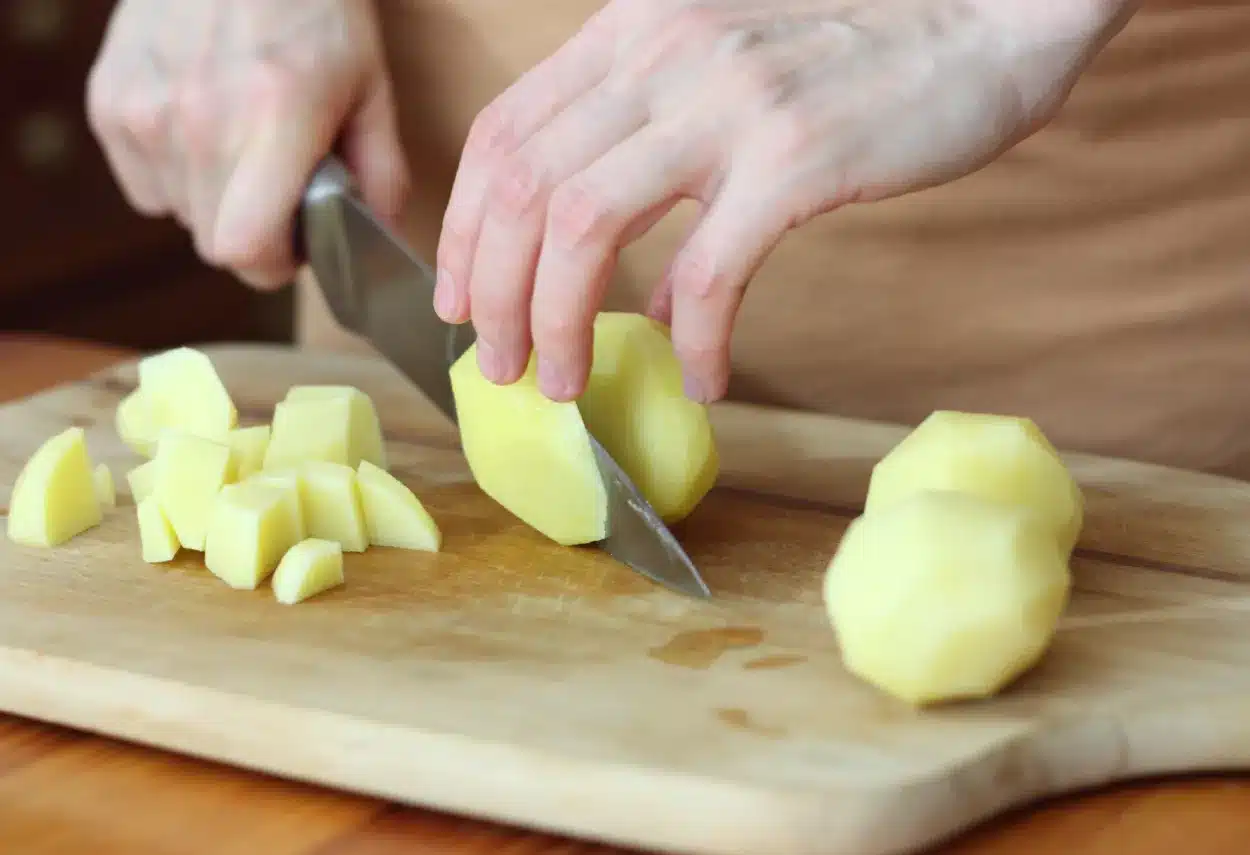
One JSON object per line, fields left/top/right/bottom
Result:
{"left": 298, "top": 0, "right": 1250, "bottom": 477}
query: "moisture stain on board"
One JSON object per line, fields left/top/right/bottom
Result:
{"left": 648, "top": 626, "right": 764, "bottom": 669}
{"left": 743, "top": 653, "right": 807, "bottom": 671}
{"left": 716, "top": 707, "right": 785, "bottom": 738}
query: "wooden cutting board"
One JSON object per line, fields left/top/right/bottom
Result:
{"left": 2, "top": 344, "right": 1250, "bottom": 855}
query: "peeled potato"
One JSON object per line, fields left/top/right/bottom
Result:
{"left": 203, "top": 481, "right": 301, "bottom": 589}
{"left": 136, "top": 347, "right": 238, "bottom": 444}
{"left": 228, "top": 425, "right": 271, "bottom": 481}
{"left": 825, "top": 490, "right": 1070, "bottom": 706}
{"left": 297, "top": 461, "right": 368, "bottom": 552}
{"left": 356, "top": 460, "right": 441, "bottom": 552}
{"left": 6, "top": 426, "right": 102, "bottom": 547}
{"left": 271, "top": 538, "right": 344, "bottom": 605}
{"left": 126, "top": 460, "right": 156, "bottom": 502}
{"left": 246, "top": 469, "right": 306, "bottom": 543}
{"left": 865, "top": 410, "right": 1084, "bottom": 555}
{"left": 136, "top": 496, "right": 179, "bottom": 564}
{"left": 115, "top": 389, "right": 161, "bottom": 458}
{"left": 284, "top": 386, "right": 386, "bottom": 469}
{"left": 263, "top": 387, "right": 386, "bottom": 472}
{"left": 152, "top": 430, "right": 234, "bottom": 551}
{"left": 93, "top": 463, "right": 116, "bottom": 508}
{"left": 449, "top": 311, "right": 719, "bottom": 544}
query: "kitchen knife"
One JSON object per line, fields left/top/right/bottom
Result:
{"left": 296, "top": 156, "right": 711, "bottom": 599}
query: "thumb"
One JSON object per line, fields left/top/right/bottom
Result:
{"left": 342, "top": 75, "right": 410, "bottom": 226}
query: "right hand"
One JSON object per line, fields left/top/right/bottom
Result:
{"left": 86, "top": 0, "right": 409, "bottom": 289}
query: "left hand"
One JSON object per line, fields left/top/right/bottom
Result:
{"left": 433, "top": 0, "right": 1135, "bottom": 403}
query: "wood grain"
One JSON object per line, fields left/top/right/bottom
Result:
{"left": 2, "top": 338, "right": 1250, "bottom": 854}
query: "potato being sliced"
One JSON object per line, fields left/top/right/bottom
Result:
{"left": 228, "top": 425, "right": 271, "bottom": 481}
{"left": 136, "top": 347, "right": 237, "bottom": 443}
{"left": 152, "top": 430, "right": 234, "bottom": 551}
{"left": 6, "top": 426, "right": 102, "bottom": 547}
{"left": 825, "top": 490, "right": 1070, "bottom": 706}
{"left": 136, "top": 496, "right": 179, "bottom": 564}
{"left": 203, "top": 481, "right": 302, "bottom": 589}
{"left": 271, "top": 538, "right": 344, "bottom": 605}
{"left": 297, "top": 461, "right": 368, "bottom": 552}
{"left": 284, "top": 386, "right": 387, "bottom": 470}
{"left": 93, "top": 463, "right": 116, "bottom": 508}
{"left": 356, "top": 460, "right": 440, "bottom": 552}
{"left": 126, "top": 460, "right": 156, "bottom": 502}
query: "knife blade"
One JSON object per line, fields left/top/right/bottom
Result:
{"left": 297, "top": 156, "right": 710, "bottom": 599}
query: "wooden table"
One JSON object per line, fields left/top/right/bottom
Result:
{"left": 3, "top": 333, "right": 1250, "bottom": 855}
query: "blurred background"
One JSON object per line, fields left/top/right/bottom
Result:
{"left": 0, "top": 0, "right": 293, "bottom": 351}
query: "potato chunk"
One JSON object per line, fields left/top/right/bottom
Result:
{"left": 578, "top": 313, "right": 719, "bottom": 523}
{"left": 284, "top": 386, "right": 386, "bottom": 469}
{"left": 115, "top": 389, "right": 161, "bottom": 458}
{"left": 450, "top": 348, "right": 607, "bottom": 545}
{"left": 136, "top": 347, "right": 237, "bottom": 443}
{"left": 245, "top": 470, "right": 306, "bottom": 542}
{"left": 271, "top": 538, "right": 345, "bottom": 605}
{"left": 152, "top": 430, "right": 234, "bottom": 551}
{"left": 865, "top": 410, "right": 1084, "bottom": 555}
{"left": 825, "top": 490, "right": 1070, "bottom": 706}
{"left": 356, "top": 460, "right": 440, "bottom": 552}
{"left": 228, "top": 425, "right": 270, "bottom": 481}
{"left": 126, "top": 460, "right": 156, "bottom": 502}
{"left": 136, "top": 496, "right": 179, "bottom": 564}
{"left": 203, "top": 482, "right": 301, "bottom": 589}
{"left": 297, "top": 462, "right": 368, "bottom": 552}
{"left": 6, "top": 426, "right": 102, "bottom": 547}
{"left": 93, "top": 463, "right": 116, "bottom": 508}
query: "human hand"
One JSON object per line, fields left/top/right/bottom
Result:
{"left": 87, "top": 0, "right": 408, "bottom": 289}
{"left": 435, "top": 0, "right": 1136, "bottom": 403}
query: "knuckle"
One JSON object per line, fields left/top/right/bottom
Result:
{"left": 670, "top": 249, "right": 723, "bottom": 300}
{"left": 119, "top": 96, "right": 169, "bottom": 148}
{"left": 174, "top": 78, "right": 218, "bottom": 138}
{"left": 545, "top": 182, "right": 616, "bottom": 251}
{"left": 532, "top": 310, "right": 583, "bottom": 351}
{"left": 760, "top": 107, "right": 817, "bottom": 161}
{"left": 611, "top": 3, "right": 726, "bottom": 88}
{"left": 247, "top": 60, "right": 302, "bottom": 108}
{"left": 485, "top": 154, "right": 547, "bottom": 219}
{"left": 465, "top": 103, "right": 517, "bottom": 157}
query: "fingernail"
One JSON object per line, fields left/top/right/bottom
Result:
{"left": 434, "top": 268, "right": 455, "bottom": 320}
{"left": 537, "top": 356, "right": 573, "bottom": 401}
{"left": 477, "top": 339, "right": 503, "bottom": 382}
{"left": 682, "top": 372, "right": 706, "bottom": 403}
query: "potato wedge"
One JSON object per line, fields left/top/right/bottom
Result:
{"left": 136, "top": 496, "right": 179, "bottom": 564}
{"left": 271, "top": 538, "right": 344, "bottom": 605}
{"left": 356, "top": 460, "right": 440, "bottom": 552}
{"left": 6, "top": 426, "right": 102, "bottom": 547}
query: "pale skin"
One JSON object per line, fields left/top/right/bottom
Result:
{"left": 87, "top": 0, "right": 1139, "bottom": 404}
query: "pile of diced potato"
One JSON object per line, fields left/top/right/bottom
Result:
{"left": 5, "top": 347, "right": 441, "bottom": 605}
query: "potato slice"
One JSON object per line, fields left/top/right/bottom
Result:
{"left": 271, "top": 538, "right": 345, "bottom": 605}
{"left": 297, "top": 461, "right": 368, "bottom": 552}
{"left": 865, "top": 410, "right": 1084, "bottom": 555}
{"left": 136, "top": 496, "right": 179, "bottom": 564}
{"left": 578, "top": 312, "right": 718, "bottom": 523}
{"left": 356, "top": 460, "right": 441, "bottom": 552}
{"left": 6, "top": 426, "right": 102, "bottom": 547}
{"left": 228, "top": 425, "right": 270, "bottom": 481}
{"left": 152, "top": 430, "right": 234, "bottom": 551}
{"left": 825, "top": 490, "right": 1070, "bottom": 706}
{"left": 126, "top": 460, "right": 156, "bottom": 502}
{"left": 136, "top": 347, "right": 237, "bottom": 443}
{"left": 245, "top": 470, "right": 306, "bottom": 543}
{"left": 284, "top": 386, "right": 387, "bottom": 469}
{"left": 93, "top": 463, "right": 116, "bottom": 508}
{"left": 115, "top": 389, "right": 160, "bottom": 458}
{"left": 203, "top": 482, "right": 302, "bottom": 589}
{"left": 450, "top": 348, "right": 607, "bottom": 545}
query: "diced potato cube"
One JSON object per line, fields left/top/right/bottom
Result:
{"left": 115, "top": 389, "right": 160, "bottom": 458}
{"left": 136, "top": 496, "right": 179, "bottom": 564}
{"left": 825, "top": 490, "right": 1070, "bottom": 706}
{"left": 126, "top": 460, "right": 156, "bottom": 502}
{"left": 228, "top": 425, "right": 271, "bottom": 481}
{"left": 284, "top": 386, "right": 387, "bottom": 469}
{"left": 203, "top": 482, "right": 301, "bottom": 589}
{"left": 297, "top": 461, "right": 368, "bottom": 552}
{"left": 93, "top": 463, "right": 116, "bottom": 508}
{"left": 152, "top": 430, "right": 234, "bottom": 551}
{"left": 137, "top": 347, "right": 237, "bottom": 443}
{"left": 6, "top": 426, "right": 102, "bottom": 547}
{"left": 356, "top": 460, "right": 440, "bottom": 552}
{"left": 262, "top": 397, "right": 352, "bottom": 471}
{"left": 271, "top": 538, "right": 345, "bottom": 605}
{"left": 245, "top": 469, "right": 306, "bottom": 542}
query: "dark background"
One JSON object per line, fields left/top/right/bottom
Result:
{"left": 1, "top": 0, "right": 293, "bottom": 350}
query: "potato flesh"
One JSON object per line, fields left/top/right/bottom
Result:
{"left": 137, "top": 347, "right": 237, "bottom": 444}
{"left": 245, "top": 470, "right": 306, "bottom": 542}
{"left": 127, "top": 460, "right": 156, "bottom": 502}
{"left": 297, "top": 461, "right": 368, "bottom": 552}
{"left": 203, "top": 482, "right": 301, "bottom": 589}
{"left": 271, "top": 538, "right": 344, "bottom": 605}
{"left": 116, "top": 390, "right": 160, "bottom": 458}
{"left": 228, "top": 425, "right": 271, "bottom": 481}
{"left": 356, "top": 460, "right": 441, "bottom": 552}
{"left": 152, "top": 431, "right": 234, "bottom": 551}
{"left": 136, "top": 496, "right": 179, "bottom": 564}
{"left": 6, "top": 427, "right": 102, "bottom": 547}
{"left": 578, "top": 313, "right": 719, "bottom": 524}
{"left": 865, "top": 410, "right": 1084, "bottom": 556}
{"left": 93, "top": 463, "right": 116, "bottom": 508}
{"left": 826, "top": 490, "right": 1070, "bottom": 705}
{"left": 283, "top": 386, "right": 387, "bottom": 469}
{"left": 450, "top": 347, "right": 607, "bottom": 545}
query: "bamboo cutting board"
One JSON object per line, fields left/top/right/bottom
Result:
{"left": 3, "top": 345, "right": 1250, "bottom": 855}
